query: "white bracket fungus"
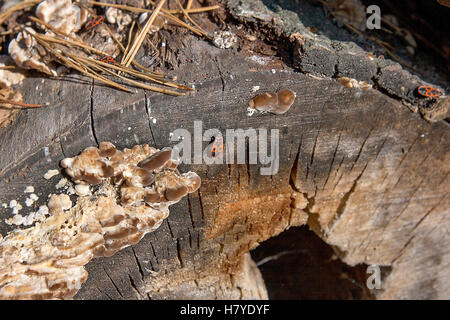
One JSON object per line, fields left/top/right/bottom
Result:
{"left": 8, "top": 27, "right": 57, "bottom": 76}
{"left": 0, "top": 142, "right": 201, "bottom": 299}
{"left": 44, "top": 169, "right": 60, "bottom": 180}
{"left": 36, "top": 0, "right": 88, "bottom": 35}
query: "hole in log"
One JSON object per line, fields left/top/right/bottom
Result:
{"left": 251, "top": 226, "right": 380, "bottom": 299}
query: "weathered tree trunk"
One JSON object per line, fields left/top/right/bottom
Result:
{"left": 0, "top": 0, "right": 448, "bottom": 300}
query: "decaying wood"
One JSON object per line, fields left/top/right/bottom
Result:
{"left": 0, "top": 0, "right": 448, "bottom": 300}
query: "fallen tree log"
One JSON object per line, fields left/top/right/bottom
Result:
{"left": 0, "top": 0, "right": 448, "bottom": 300}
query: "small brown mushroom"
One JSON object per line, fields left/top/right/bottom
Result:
{"left": 164, "top": 159, "right": 179, "bottom": 170}
{"left": 8, "top": 28, "right": 57, "bottom": 76}
{"left": 248, "top": 89, "right": 295, "bottom": 114}
{"left": 104, "top": 226, "right": 136, "bottom": 241}
{"left": 99, "top": 214, "right": 125, "bottom": 228}
{"left": 337, "top": 77, "right": 372, "bottom": 90}
{"left": 101, "top": 163, "right": 115, "bottom": 178}
{"left": 79, "top": 172, "right": 102, "bottom": 185}
{"left": 74, "top": 184, "right": 90, "bottom": 196}
{"left": 140, "top": 170, "right": 155, "bottom": 187}
{"left": 274, "top": 89, "right": 296, "bottom": 114}
{"left": 120, "top": 186, "right": 145, "bottom": 205}
{"left": 105, "top": 7, "right": 132, "bottom": 31}
{"left": 124, "top": 167, "right": 154, "bottom": 187}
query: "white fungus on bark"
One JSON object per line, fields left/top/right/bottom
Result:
{"left": 105, "top": 7, "right": 132, "bottom": 31}
{"left": 36, "top": 0, "right": 88, "bottom": 35}
{"left": 8, "top": 27, "right": 58, "bottom": 76}
{"left": 44, "top": 169, "right": 60, "bottom": 180}
{"left": 24, "top": 186, "right": 35, "bottom": 194}
{"left": 0, "top": 142, "right": 201, "bottom": 300}
{"left": 47, "top": 194, "right": 72, "bottom": 214}
{"left": 0, "top": 56, "right": 25, "bottom": 89}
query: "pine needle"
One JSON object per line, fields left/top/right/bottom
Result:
{"left": 0, "top": 0, "right": 41, "bottom": 25}
{"left": 75, "top": 2, "right": 162, "bottom": 75}
{"left": 0, "top": 66, "right": 16, "bottom": 70}
{"left": 174, "top": 0, "right": 208, "bottom": 36}
{"left": 136, "top": 22, "right": 159, "bottom": 55}
{"left": 29, "top": 32, "right": 133, "bottom": 93}
{"left": 122, "top": 0, "right": 167, "bottom": 67}
{"left": 78, "top": 55, "right": 184, "bottom": 95}
{"left": 122, "top": 20, "right": 136, "bottom": 65}
{"left": 28, "top": 27, "right": 191, "bottom": 94}
{"left": 67, "top": 52, "right": 192, "bottom": 91}
{"left": 29, "top": 21, "right": 164, "bottom": 78}
{"left": 12, "top": 3, "right": 198, "bottom": 95}
{"left": 87, "top": 1, "right": 219, "bottom": 15}
{"left": 88, "top": 0, "right": 208, "bottom": 36}
{"left": 0, "top": 99, "right": 43, "bottom": 108}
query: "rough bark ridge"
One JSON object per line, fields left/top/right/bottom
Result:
{"left": 0, "top": 0, "right": 448, "bottom": 299}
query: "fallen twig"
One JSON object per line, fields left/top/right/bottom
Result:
{"left": 0, "top": 99, "right": 44, "bottom": 108}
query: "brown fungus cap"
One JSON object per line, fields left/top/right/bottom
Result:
{"left": 98, "top": 141, "right": 117, "bottom": 157}
{"left": 138, "top": 147, "right": 173, "bottom": 172}
{"left": 248, "top": 89, "right": 295, "bottom": 114}
{"left": 165, "top": 185, "right": 189, "bottom": 201}
{"left": 248, "top": 92, "right": 278, "bottom": 111}
{"left": 275, "top": 89, "right": 296, "bottom": 114}
{"left": 144, "top": 191, "right": 162, "bottom": 203}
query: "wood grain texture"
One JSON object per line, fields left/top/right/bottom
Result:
{"left": 0, "top": 4, "right": 449, "bottom": 299}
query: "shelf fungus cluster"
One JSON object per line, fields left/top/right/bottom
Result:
{"left": 8, "top": 0, "right": 88, "bottom": 76}
{"left": 8, "top": 27, "right": 58, "bottom": 76}
{"left": 0, "top": 142, "right": 201, "bottom": 300}
{"left": 248, "top": 89, "right": 296, "bottom": 115}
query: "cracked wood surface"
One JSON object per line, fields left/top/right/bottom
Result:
{"left": 0, "top": 31, "right": 449, "bottom": 299}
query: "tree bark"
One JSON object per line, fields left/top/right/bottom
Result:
{"left": 0, "top": 0, "right": 448, "bottom": 300}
